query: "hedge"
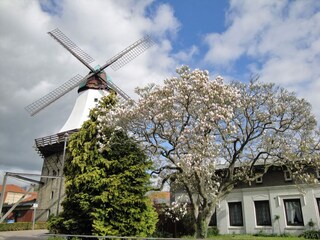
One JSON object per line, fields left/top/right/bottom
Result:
{"left": 0, "top": 222, "right": 47, "bottom": 231}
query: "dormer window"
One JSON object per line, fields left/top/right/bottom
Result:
{"left": 256, "top": 176, "right": 263, "bottom": 184}
{"left": 284, "top": 170, "right": 292, "bottom": 181}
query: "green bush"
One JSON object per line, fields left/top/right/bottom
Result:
{"left": 299, "top": 230, "right": 320, "bottom": 239}
{"left": 253, "top": 230, "right": 277, "bottom": 237}
{"left": 207, "top": 226, "right": 219, "bottom": 237}
{"left": 153, "top": 204, "right": 195, "bottom": 238}
{"left": 0, "top": 222, "right": 47, "bottom": 231}
{"left": 47, "top": 215, "right": 66, "bottom": 234}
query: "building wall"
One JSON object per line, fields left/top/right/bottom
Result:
{"left": 37, "top": 152, "right": 65, "bottom": 222}
{"left": 171, "top": 167, "right": 320, "bottom": 235}
{"left": 4, "top": 192, "right": 25, "bottom": 204}
{"left": 16, "top": 209, "right": 34, "bottom": 222}
{"left": 7, "top": 208, "right": 34, "bottom": 222}
{"left": 217, "top": 185, "right": 320, "bottom": 235}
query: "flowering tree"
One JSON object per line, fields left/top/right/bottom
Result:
{"left": 97, "top": 66, "right": 320, "bottom": 238}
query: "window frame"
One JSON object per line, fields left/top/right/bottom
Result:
{"left": 256, "top": 176, "right": 263, "bottom": 184}
{"left": 47, "top": 209, "right": 51, "bottom": 220}
{"left": 254, "top": 200, "right": 271, "bottom": 226}
{"left": 283, "top": 198, "right": 304, "bottom": 226}
{"left": 209, "top": 209, "right": 217, "bottom": 226}
{"left": 284, "top": 170, "right": 292, "bottom": 181}
{"left": 228, "top": 201, "right": 243, "bottom": 227}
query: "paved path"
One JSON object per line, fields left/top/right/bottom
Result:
{"left": 0, "top": 230, "right": 49, "bottom": 240}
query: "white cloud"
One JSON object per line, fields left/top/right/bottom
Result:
{"left": 174, "top": 45, "right": 198, "bottom": 62}
{"left": 204, "top": 0, "right": 287, "bottom": 66}
{"left": 0, "top": 0, "right": 181, "bottom": 174}
{"left": 150, "top": 3, "right": 181, "bottom": 39}
{"left": 203, "top": 0, "right": 320, "bottom": 121}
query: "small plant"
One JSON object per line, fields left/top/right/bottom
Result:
{"left": 253, "top": 229, "right": 277, "bottom": 237}
{"left": 279, "top": 232, "right": 291, "bottom": 237}
{"left": 299, "top": 230, "right": 320, "bottom": 239}
{"left": 253, "top": 229, "right": 266, "bottom": 237}
{"left": 207, "top": 226, "right": 219, "bottom": 237}
{"left": 308, "top": 219, "right": 315, "bottom": 229}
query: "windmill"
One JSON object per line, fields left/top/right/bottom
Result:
{"left": 27, "top": 29, "right": 154, "bottom": 219}
{"left": 25, "top": 28, "right": 153, "bottom": 132}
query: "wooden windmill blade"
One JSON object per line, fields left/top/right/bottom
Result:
{"left": 105, "top": 78, "right": 132, "bottom": 101}
{"left": 25, "top": 28, "right": 154, "bottom": 116}
{"left": 106, "top": 35, "right": 154, "bottom": 71}
{"left": 48, "top": 28, "right": 95, "bottom": 72}
{"left": 25, "top": 74, "right": 85, "bottom": 116}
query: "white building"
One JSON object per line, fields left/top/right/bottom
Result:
{"left": 35, "top": 71, "right": 110, "bottom": 221}
{"left": 172, "top": 166, "right": 320, "bottom": 235}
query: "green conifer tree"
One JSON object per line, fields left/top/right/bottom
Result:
{"left": 48, "top": 94, "right": 157, "bottom": 236}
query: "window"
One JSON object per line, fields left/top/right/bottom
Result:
{"left": 50, "top": 191, "right": 54, "bottom": 200}
{"left": 316, "top": 169, "right": 320, "bottom": 179}
{"left": 254, "top": 200, "right": 271, "bottom": 226}
{"left": 284, "top": 170, "right": 292, "bottom": 181}
{"left": 47, "top": 209, "right": 51, "bottom": 220}
{"left": 228, "top": 202, "right": 243, "bottom": 226}
{"left": 316, "top": 198, "right": 320, "bottom": 215}
{"left": 284, "top": 199, "right": 304, "bottom": 226}
{"left": 256, "top": 176, "right": 263, "bottom": 184}
{"left": 209, "top": 210, "right": 217, "bottom": 226}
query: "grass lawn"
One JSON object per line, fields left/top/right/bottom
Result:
{"left": 206, "top": 235, "right": 303, "bottom": 240}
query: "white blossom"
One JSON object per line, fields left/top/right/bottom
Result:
{"left": 96, "top": 66, "right": 320, "bottom": 237}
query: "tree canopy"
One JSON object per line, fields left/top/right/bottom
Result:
{"left": 98, "top": 66, "right": 320, "bottom": 238}
{"left": 48, "top": 94, "right": 158, "bottom": 236}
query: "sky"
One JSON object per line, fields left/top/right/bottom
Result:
{"left": 1, "top": 0, "right": 320, "bottom": 185}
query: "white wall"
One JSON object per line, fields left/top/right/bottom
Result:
{"left": 217, "top": 185, "right": 320, "bottom": 235}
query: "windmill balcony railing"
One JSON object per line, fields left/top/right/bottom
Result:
{"left": 35, "top": 129, "right": 78, "bottom": 148}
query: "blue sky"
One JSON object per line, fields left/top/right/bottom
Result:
{"left": 1, "top": 0, "right": 320, "bottom": 181}
{"left": 158, "top": 0, "right": 228, "bottom": 48}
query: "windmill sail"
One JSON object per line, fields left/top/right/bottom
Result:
{"left": 48, "top": 28, "right": 95, "bottom": 71}
{"left": 107, "top": 35, "right": 154, "bottom": 71}
{"left": 105, "top": 78, "right": 131, "bottom": 100}
{"left": 25, "top": 74, "right": 84, "bottom": 116}
{"left": 26, "top": 28, "right": 154, "bottom": 116}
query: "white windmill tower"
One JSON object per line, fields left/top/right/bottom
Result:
{"left": 25, "top": 28, "right": 154, "bottom": 220}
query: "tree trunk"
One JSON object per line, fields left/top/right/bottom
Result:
{"left": 194, "top": 218, "right": 208, "bottom": 239}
